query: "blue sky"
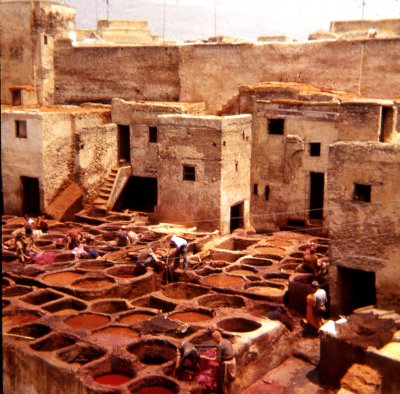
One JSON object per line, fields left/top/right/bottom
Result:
{"left": 65, "top": 0, "right": 400, "bottom": 41}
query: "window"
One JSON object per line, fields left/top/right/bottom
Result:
{"left": 15, "top": 120, "right": 27, "bottom": 138}
{"left": 353, "top": 184, "right": 371, "bottom": 203}
{"left": 309, "top": 142, "right": 321, "bottom": 157}
{"left": 44, "top": 35, "right": 48, "bottom": 45}
{"left": 264, "top": 185, "right": 270, "bottom": 200}
{"left": 253, "top": 184, "right": 258, "bottom": 195}
{"left": 12, "top": 89, "right": 22, "bottom": 106}
{"left": 149, "top": 126, "right": 158, "bottom": 143}
{"left": 267, "top": 119, "right": 284, "bottom": 135}
{"left": 183, "top": 165, "right": 195, "bottom": 181}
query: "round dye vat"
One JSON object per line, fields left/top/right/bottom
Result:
{"left": 112, "top": 273, "right": 137, "bottom": 279}
{"left": 95, "top": 374, "right": 131, "bottom": 386}
{"left": 73, "top": 279, "right": 114, "bottom": 289}
{"left": 169, "top": 311, "right": 212, "bottom": 323}
{"left": 43, "top": 272, "right": 84, "bottom": 286}
{"left": 65, "top": 314, "right": 110, "bottom": 330}
{"left": 229, "top": 269, "right": 255, "bottom": 276}
{"left": 119, "top": 313, "right": 154, "bottom": 325}
{"left": 3, "top": 312, "right": 41, "bottom": 331}
{"left": 202, "top": 274, "right": 246, "bottom": 287}
{"left": 133, "top": 388, "right": 175, "bottom": 394}
{"left": 247, "top": 286, "right": 285, "bottom": 296}
{"left": 267, "top": 240, "right": 292, "bottom": 247}
{"left": 91, "top": 327, "right": 139, "bottom": 346}
{"left": 254, "top": 246, "right": 285, "bottom": 254}
{"left": 53, "top": 309, "right": 80, "bottom": 316}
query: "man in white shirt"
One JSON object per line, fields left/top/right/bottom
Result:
{"left": 170, "top": 235, "right": 188, "bottom": 271}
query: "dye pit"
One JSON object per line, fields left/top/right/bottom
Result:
{"left": 2, "top": 212, "right": 399, "bottom": 393}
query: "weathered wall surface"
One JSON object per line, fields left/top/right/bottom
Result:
{"left": 178, "top": 39, "right": 400, "bottom": 113}
{"left": 220, "top": 115, "right": 252, "bottom": 234}
{"left": 1, "top": 110, "right": 44, "bottom": 214}
{"left": 327, "top": 142, "right": 400, "bottom": 312}
{"left": 54, "top": 41, "right": 181, "bottom": 104}
{"left": 157, "top": 115, "right": 223, "bottom": 231}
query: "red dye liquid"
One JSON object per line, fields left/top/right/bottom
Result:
{"left": 119, "top": 313, "right": 153, "bottom": 325}
{"left": 169, "top": 311, "right": 211, "bottom": 323}
{"left": 95, "top": 373, "right": 131, "bottom": 386}
{"left": 3, "top": 313, "right": 40, "bottom": 331}
{"left": 43, "top": 272, "right": 84, "bottom": 285}
{"left": 65, "top": 314, "right": 110, "bottom": 330}
{"left": 134, "top": 387, "right": 174, "bottom": 394}
{"left": 113, "top": 273, "right": 136, "bottom": 278}
{"left": 254, "top": 246, "right": 285, "bottom": 254}
{"left": 91, "top": 326, "right": 139, "bottom": 346}
{"left": 74, "top": 279, "right": 113, "bottom": 289}
{"left": 202, "top": 274, "right": 245, "bottom": 287}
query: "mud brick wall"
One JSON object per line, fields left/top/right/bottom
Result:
{"left": 327, "top": 142, "right": 400, "bottom": 312}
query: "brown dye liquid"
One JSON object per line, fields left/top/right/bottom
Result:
{"left": 255, "top": 247, "right": 285, "bottom": 254}
{"left": 80, "top": 265, "right": 108, "bottom": 271}
{"left": 267, "top": 278, "right": 288, "bottom": 283}
{"left": 65, "top": 314, "right": 110, "bottom": 330}
{"left": 229, "top": 269, "right": 254, "bottom": 276}
{"left": 43, "top": 272, "right": 84, "bottom": 285}
{"left": 74, "top": 279, "right": 113, "bottom": 289}
{"left": 268, "top": 240, "right": 292, "bottom": 247}
{"left": 3, "top": 313, "right": 40, "bottom": 331}
{"left": 91, "top": 327, "right": 139, "bottom": 346}
{"left": 119, "top": 313, "right": 153, "bottom": 325}
{"left": 95, "top": 374, "right": 131, "bottom": 386}
{"left": 112, "top": 273, "right": 136, "bottom": 278}
{"left": 202, "top": 275, "right": 245, "bottom": 287}
{"left": 134, "top": 388, "right": 174, "bottom": 394}
{"left": 169, "top": 311, "right": 212, "bottom": 323}
{"left": 53, "top": 309, "right": 80, "bottom": 316}
{"left": 248, "top": 286, "right": 284, "bottom": 296}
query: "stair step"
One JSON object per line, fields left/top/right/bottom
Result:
{"left": 99, "top": 193, "right": 109, "bottom": 199}
{"left": 100, "top": 187, "right": 112, "bottom": 194}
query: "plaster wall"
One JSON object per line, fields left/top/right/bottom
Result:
{"left": 220, "top": 115, "right": 252, "bottom": 234}
{"left": 157, "top": 115, "right": 223, "bottom": 231}
{"left": 54, "top": 41, "right": 180, "bottom": 104}
{"left": 178, "top": 39, "right": 400, "bottom": 113}
{"left": 1, "top": 111, "right": 44, "bottom": 214}
{"left": 327, "top": 142, "right": 400, "bottom": 312}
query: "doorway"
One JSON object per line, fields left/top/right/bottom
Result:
{"left": 118, "top": 124, "right": 131, "bottom": 162}
{"left": 230, "top": 202, "right": 244, "bottom": 233}
{"left": 21, "top": 176, "right": 40, "bottom": 215}
{"left": 114, "top": 176, "right": 157, "bottom": 212}
{"left": 337, "top": 265, "right": 376, "bottom": 315}
{"left": 309, "top": 172, "right": 324, "bottom": 220}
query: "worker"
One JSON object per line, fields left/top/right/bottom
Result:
{"left": 306, "top": 280, "right": 328, "bottom": 330}
{"left": 15, "top": 232, "right": 31, "bottom": 263}
{"left": 175, "top": 342, "right": 200, "bottom": 382}
{"left": 212, "top": 330, "right": 236, "bottom": 394}
{"left": 23, "top": 215, "right": 35, "bottom": 238}
{"left": 170, "top": 235, "right": 188, "bottom": 271}
{"left": 116, "top": 225, "right": 130, "bottom": 247}
{"left": 137, "top": 247, "right": 159, "bottom": 270}
{"left": 298, "top": 242, "right": 319, "bottom": 274}
{"left": 66, "top": 228, "right": 84, "bottom": 250}
{"left": 35, "top": 215, "right": 49, "bottom": 234}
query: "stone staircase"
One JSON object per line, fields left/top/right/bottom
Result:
{"left": 92, "top": 166, "right": 120, "bottom": 209}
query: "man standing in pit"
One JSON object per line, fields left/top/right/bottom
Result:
{"left": 170, "top": 235, "right": 188, "bottom": 271}
{"left": 306, "top": 280, "right": 328, "bottom": 329}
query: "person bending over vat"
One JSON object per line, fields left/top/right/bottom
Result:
{"left": 137, "top": 247, "right": 160, "bottom": 271}
{"left": 175, "top": 342, "right": 201, "bottom": 382}
{"left": 212, "top": 330, "right": 236, "bottom": 394}
{"left": 34, "top": 214, "right": 48, "bottom": 234}
{"left": 15, "top": 232, "right": 31, "bottom": 263}
{"left": 170, "top": 235, "right": 188, "bottom": 271}
{"left": 297, "top": 242, "right": 319, "bottom": 274}
{"left": 306, "top": 280, "right": 328, "bottom": 330}
{"left": 23, "top": 215, "right": 35, "bottom": 239}
{"left": 66, "top": 228, "right": 84, "bottom": 250}
{"left": 116, "top": 225, "right": 131, "bottom": 247}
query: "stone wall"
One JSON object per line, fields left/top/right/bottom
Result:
{"left": 327, "top": 142, "right": 400, "bottom": 312}
{"left": 54, "top": 41, "right": 181, "bottom": 104}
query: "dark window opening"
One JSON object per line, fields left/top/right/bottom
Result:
{"left": 267, "top": 119, "right": 284, "bottom": 135}
{"left": 230, "top": 202, "right": 244, "bottom": 233}
{"left": 12, "top": 90, "right": 22, "bottom": 106}
{"left": 253, "top": 184, "right": 258, "bottom": 195}
{"left": 379, "top": 106, "right": 394, "bottom": 143}
{"left": 309, "top": 142, "right": 321, "bottom": 157}
{"left": 183, "top": 165, "right": 195, "bottom": 181}
{"left": 337, "top": 266, "right": 376, "bottom": 315}
{"left": 44, "top": 35, "right": 48, "bottom": 45}
{"left": 113, "top": 176, "right": 157, "bottom": 212}
{"left": 117, "top": 125, "right": 131, "bottom": 162}
{"left": 353, "top": 184, "right": 371, "bottom": 203}
{"left": 286, "top": 219, "right": 306, "bottom": 227}
{"left": 235, "top": 161, "right": 238, "bottom": 172}
{"left": 149, "top": 126, "right": 158, "bottom": 143}
{"left": 15, "top": 120, "right": 27, "bottom": 138}
{"left": 21, "top": 176, "right": 40, "bottom": 215}
{"left": 264, "top": 185, "right": 270, "bottom": 200}
{"left": 309, "top": 172, "right": 324, "bottom": 220}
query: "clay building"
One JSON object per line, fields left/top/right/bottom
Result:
{"left": 1, "top": 0, "right": 400, "bottom": 315}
